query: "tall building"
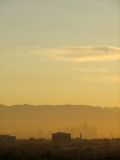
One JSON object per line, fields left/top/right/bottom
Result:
{"left": 80, "top": 132, "right": 82, "bottom": 140}
{"left": 82, "top": 122, "right": 90, "bottom": 139}
{"left": 65, "top": 127, "right": 71, "bottom": 133}
{"left": 71, "top": 128, "right": 76, "bottom": 138}
{"left": 52, "top": 132, "right": 71, "bottom": 144}
{"left": 0, "top": 135, "right": 16, "bottom": 147}
{"left": 91, "top": 126, "right": 97, "bottom": 139}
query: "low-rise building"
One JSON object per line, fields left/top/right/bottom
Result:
{"left": 0, "top": 135, "right": 16, "bottom": 147}
{"left": 52, "top": 132, "right": 71, "bottom": 144}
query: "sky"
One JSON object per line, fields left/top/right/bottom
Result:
{"left": 0, "top": 0, "right": 120, "bottom": 107}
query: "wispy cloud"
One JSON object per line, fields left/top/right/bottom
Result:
{"left": 73, "top": 76, "right": 120, "bottom": 83}
{"left": 72, "top": 67, "right": 119, "bottom": 73}
{"left": 34, "top": 46, "right": 120, "bottom": 62}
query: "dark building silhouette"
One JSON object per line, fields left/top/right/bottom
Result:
{"left": 0, "top": 135, "right": 16, "bottom": 147}
{"left": 52, "top": 132, "right": 71, "bottom": 144}
{"left": 80, "top": 132, "right": 82, "bottom": 140}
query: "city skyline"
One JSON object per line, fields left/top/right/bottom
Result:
{"left": 0, "top": 104, "right": 119, "bottom": 138}
{"left": 0, "top": 1, "right": 120, "bottom": 159}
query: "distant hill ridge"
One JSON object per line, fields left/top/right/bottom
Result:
{"left": 0, "top": 104, "right": 119, "bottom": 109}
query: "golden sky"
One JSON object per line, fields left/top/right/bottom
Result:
{"left": 0, "top": 0, "right": 120, "bottom": 107}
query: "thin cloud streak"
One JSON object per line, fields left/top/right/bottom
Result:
{"left": 9, "top": 46, "right": 120, "bottom": 63}
{"left": 73, "top": 76, "right": 120, "bottom": 83}
{"left": 72, "top": 67, "right": 119, "bottom": 73}
{"left": 34, "top": 46, "right": 120, "bottom": 62}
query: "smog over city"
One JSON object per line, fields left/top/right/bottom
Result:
{"left": 0, "top": 104, "right": 120, "bottom": 139}
{"left": 0, "top": 0, "right": 120, "bottom": 159}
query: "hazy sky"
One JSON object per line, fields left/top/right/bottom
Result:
{"left": 0, "top": 0, "right": 120, "bottom": 107}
